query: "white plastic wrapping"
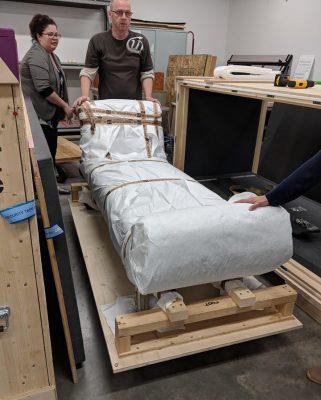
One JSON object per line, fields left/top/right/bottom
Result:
{"left": 79, "top": 99, "right": 166, "bottom": 161}
{"left": 214, "top": 65, "right": 279, "bottom": 81}
{"left": 79, "top": 99, "right": 293, "bottom": 295}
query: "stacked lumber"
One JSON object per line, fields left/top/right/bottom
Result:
{"left": 131, "top": 18, "right": 185, "bottom": 30}
{"left": 276, "top": 259, "right": 321, "bottom": 324}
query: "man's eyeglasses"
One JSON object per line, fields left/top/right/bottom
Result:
{"left": 111, "top": 9, "right": 133, "bottom": 18}
{"left": 43, "top": 32, "right": 62, "bottom": 38}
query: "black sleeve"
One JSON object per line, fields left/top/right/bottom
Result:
{"left": 140, "top": 36, "right": 154, "bottom": 72}
{"left": 85, "top": 36, "right": 100, "bottom": 68}
{"left": 39, "top": 87, "right": 54, "bottom": 98}
{"left": 266, "top": 150, "right": 321, "bottom": 206}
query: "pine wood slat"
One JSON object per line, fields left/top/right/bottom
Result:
{"left": 283, "top": 260, "right": 321, "bottom": 292}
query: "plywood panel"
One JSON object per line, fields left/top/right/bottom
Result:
{"left": 165, "top": 54, "right": 216, "bottom": 106}
{"left": 0, "top": 83, "right": 55, "bottom": 398}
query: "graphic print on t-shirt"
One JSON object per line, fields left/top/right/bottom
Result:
{"left": 126, "top": 36, "right": 144, "bottom": 55}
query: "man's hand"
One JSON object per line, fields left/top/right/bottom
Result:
{"left": 145, "top": 96, "right": 161, "bottom": 106}
{"left": 73, "top": 95, "right": 90, "bottom": 108}
{"left": 234, "top": 195, "right": 270, "bottom": 211}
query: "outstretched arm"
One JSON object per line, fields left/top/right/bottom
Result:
{"left": 235, "top": 150, "right": 321, "bottom": 211}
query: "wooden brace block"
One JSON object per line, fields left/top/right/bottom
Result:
{"left": 116, "top": 335, "right": 131, "bottom": 354}
{"left": 71, "top": 182, "right": 88, "bottom": 202}
{"left": 277, "top": 302, "right": 295, "bottom": 317}
{"left": 230, "top": 288, "right": 256, "bottom": 308}
{"left": 115, "top": 321, "right": 131, "bottom": 354}
{"left": 165, "top": 299, "right": 189, "bottom": 322}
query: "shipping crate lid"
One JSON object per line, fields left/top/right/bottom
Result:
{"left": 0, "top": 58, "right": 18, "bottom": 84}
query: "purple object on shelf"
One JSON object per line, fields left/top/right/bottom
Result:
{"left": 0, "top": 28, "right": 19, "bottom": 80}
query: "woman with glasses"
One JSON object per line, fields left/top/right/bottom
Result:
{"left": 20, "top": 14, "right": 73, "bottom": 184}
{"left": 74, "top": 0, "right": 157, "bottom": 106}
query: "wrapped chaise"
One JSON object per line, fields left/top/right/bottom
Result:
{"left": 78, "top": 99, "right": 293, "bottom": 295}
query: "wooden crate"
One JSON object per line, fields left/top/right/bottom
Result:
{"left": 0, "top": 59, "right": 56, "bottom": 399}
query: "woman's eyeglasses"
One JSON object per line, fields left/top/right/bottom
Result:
{"left": 43, "top": 32, "right": 62, "bottom": 39}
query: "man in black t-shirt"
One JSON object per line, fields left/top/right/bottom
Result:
{"left": 74, "top": 0, "right": 157, "bottom": 105}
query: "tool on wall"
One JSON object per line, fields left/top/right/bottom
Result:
{"left": 0, "top": 306, "right": 10, "bottom": 333}
{"left": 274, "top": 73, "right": 315, "bottom": 89}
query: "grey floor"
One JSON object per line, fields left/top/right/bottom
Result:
{"left": 53, "top": 163, "right": 321, "bottom": 400}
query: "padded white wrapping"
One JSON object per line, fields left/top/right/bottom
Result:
{"left": 79, "top": 99, "right": 293, "bottom": 295}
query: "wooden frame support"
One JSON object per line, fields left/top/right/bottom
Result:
{"left": 114, "top": 285, "right": 298, "bottom": 357}
{"left": 229, "top": 287, "right": 257, "bottom": 308}
{"left": 165, "top": 299, "right": 189, "bottom": 322}
{"left": 71, "top": 182, "right": 88, "bottom": 202}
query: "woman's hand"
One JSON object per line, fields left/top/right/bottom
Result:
{"left": 73, "top": 95, "right": 90, "bottom": 108}
{"left": 63, "top": 104, "right": 74, "bottom": 120}
{"left": 234, "top": 195, "right": 270, "bottom": 211}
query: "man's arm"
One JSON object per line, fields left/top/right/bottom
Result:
{"left": 73, "top": 67, "right": 98, "bottom": 107}
{"left": 142, "top": 77, "right": 156, "bottom": 102}
{"left": 142, "top": 75, "right": 160, "bottom": 105}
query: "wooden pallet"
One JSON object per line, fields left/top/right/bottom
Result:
{"left": 276, "top": 259, "right": 321, "bottom": 324}
{"left": 70, "top": 197, "right": 302, "bottom": 373}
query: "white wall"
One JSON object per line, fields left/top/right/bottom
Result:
{"left": 226, "top": 0, "right": 321, "bottom": 78}
{"left": 3, "top": 0, "right": 321, "bottom": 77}
{"left": 0, "top": 1, "right": 106, "bottom": 102}
{"left": 132, "top": 0, "right": 230, "bottom": 66}
{"left": 0, "top": 1, "right": 105, "bottom": 63}
{"left": 0, "top": 0, "right": 230, "bottom": 66}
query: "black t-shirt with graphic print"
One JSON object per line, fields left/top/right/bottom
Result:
{"left": 85, "top": 29, "right": 153, "bottom": 100}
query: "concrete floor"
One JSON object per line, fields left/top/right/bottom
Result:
{"left": 53, "top": 165, "right": 321, "bottom": 400}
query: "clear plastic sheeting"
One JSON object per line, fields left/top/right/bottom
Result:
{"left": 79, "top": 99, "right": 293, "bottom": 295}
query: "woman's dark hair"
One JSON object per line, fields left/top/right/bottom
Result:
{"left": 29, "top": 14, "right": 57, "bottom": 41}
